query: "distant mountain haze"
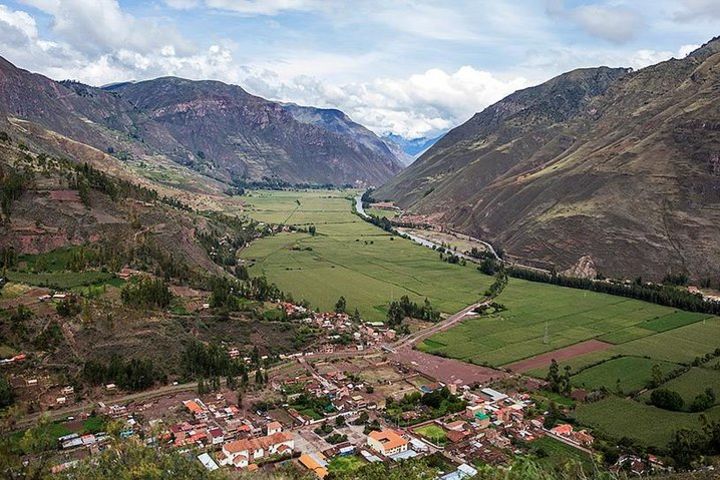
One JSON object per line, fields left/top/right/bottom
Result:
{"left": 377, "top": 37, "right": 720, "bottom": 281}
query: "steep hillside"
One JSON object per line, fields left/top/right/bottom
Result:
{"left": 105, "top": 78, "right": 403, "bottom": 185}
{"left": 377, "top": 38, "right": 720, "bottom": 281}
{"left": 0, "top": 56, "right": 402, "bottom": 187}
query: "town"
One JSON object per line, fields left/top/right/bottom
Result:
{"left": 6, "top": 295, "right": 656, "bottom": 480}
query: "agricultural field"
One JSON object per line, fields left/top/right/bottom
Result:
{"left": 639, "top": 367, "right": 720, "bottom": 408}
{"left": 526, "top": 436, "right": 594, "bottom": 471}
{"left": 575, "top": 396, "right": 720, "bottom": 448}
{"left": 239, "top": 190, "right": 493, "bottom": 321}
{"left": 417, "top": 278, "right": 699, "bottom": 367}
{"left": 366, "top": 207, "right": 398, "bottom": 219}
{"left": 570, "top": 356, "right": 679, "bottom": 394}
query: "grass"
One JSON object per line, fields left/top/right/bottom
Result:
{"left": 575, "top": 396, "right": 720, "bottom": 447}
{"left": 366, "top": 207, "right": 398, "bottom": 219}
{"left": 6, "top": 270, "right": 117, "bottom": 290}
{"left": 527, "top": 436, "right": 594, "bottom": 471}
{"left": 414, "top": 423, "right": 447, "bottom": 445}
{"left": 418, "top": 278, "right": 682, "bottom": 367}
{"left": 239, "top": 190, "right": 493, "bottom": 321}
{"left": 639, "top": 367, "right": 720, "bottom": 408}
{"left": 328, "top": 455, "right": 366, "bottom": 474}
{"left": 571, "top": 357, "right": 679, "bottom": 394}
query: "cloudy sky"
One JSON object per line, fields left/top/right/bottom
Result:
{"left": 0, "top": 0, "right": 718, "bottom": 139}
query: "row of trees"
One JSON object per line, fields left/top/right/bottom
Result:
{"left": 387, "top": 295, "right": 440, "bottom": 327}
{"left": 507, "top": 266, "right": 720, "bottom": 315}
{"left": 120, "top": 277, "right": 172, "bottom": 308}
{"left": 82, "top": 356, "right": 157, "bottom": 391}
{"left": 0, "top": 165, "right": 31, "bottom": 218}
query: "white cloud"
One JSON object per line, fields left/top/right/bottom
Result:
{"left": 677, "top": 43, "right": 701, "bottom": 57}
{"left": 165, "top": 0, "right": 323, "bottom": 15}
{"left": 674, "top": 0, "right": 720, "bottom": 21}
{"left": 548, "top": 1, "right": 643, "bottom": 44}
{"left": 21, "top": 0, "right": 191, "bottom": 55}
{"left": 242, "top": 65, "right": 529, "bottom": 138}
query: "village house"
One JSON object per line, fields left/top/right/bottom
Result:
{"left": 217, "top": 431, "right": 294, "bottom": 468}
{"left": 367, "top": 429, "right": 409, "bottom": 457}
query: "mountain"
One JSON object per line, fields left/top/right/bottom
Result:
{"left": 104, "top": 78, "right": 403, "bottom": 186}
{"left": 0, "top": 56, "right": 402, "bottom": 187}
{"left": 382, "top": 133, "right": 445, "bottom": 164}
{"left": 376, "top": 38, "right": 720, "bottom": 281}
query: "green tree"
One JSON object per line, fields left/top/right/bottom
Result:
{"left": 0, "top": 376, "right": 14, "bottom": 409}
{"left": 335, "top": 296, "right": 347, "bottom": 313}
{"left": 650, "top": 389, "right": 684, "bottom": 411}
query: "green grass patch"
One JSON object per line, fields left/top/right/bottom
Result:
{"left": 639, "top": 367, "right": 720, "bottom": 408}
{"left": 642, "top": 311, "right": 710, "bottom": 332}
{"left": 571, "top": 357, "right": 679, "bottom": 394}
{"left": 328, "top": 455, "right": 366, "bottom": 474}
{"left": 576, "top": 396, "right": 720, "bottom": 447}
{"left": 6, "top": 270, "right": 116, "bottom": 290}
{"left": 414, "top": 423, "right": 447, "bottom": 445}
{"left": 526, "top": 436, "right": 594, "bottom": 471}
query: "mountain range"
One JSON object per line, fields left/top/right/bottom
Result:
{"left": 381, "top": 133, "right": 446, "bottom": 165}
{"left": 0, "top": 56, "right": 403, "bottom": 188}
{"left": 377, "top": 37, "right": 720, "bottom": 281}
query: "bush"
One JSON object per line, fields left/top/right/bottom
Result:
{"left": 650, "top": 389, "right": 684, "bottom": 411}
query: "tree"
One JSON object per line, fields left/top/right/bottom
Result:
{"left": 335, "top": 414, "right": 346, "bottom": 427}
{"left": 308, "top": 225, "right": 317, "bottom": 236}
{"left": 335, "top": 296, "right": 347, "bottom": 314}
{"left": 352, "top": 308, "right": 361, "bottom": 323}
{"left": 650, "top": 389, "right": 684, "bottom": 411}
{"left": 667, "top": 428, "right": 705, "bottom": 469}
{"left": 651, "top": 363, "right": 663, "bottom": 388}
{"left": 0, "top": 375, "right": 14, "bottom": 408}
{"left": 690, "top": 388, "right": 716, "bottom": 412}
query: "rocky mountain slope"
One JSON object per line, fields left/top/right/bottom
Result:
{"left": 376, "top": 38, "right": 720, "bottom": 281}
{"left": 104, "top": 78, "right": 403, "bottom": 185}
{"left": 0, "top": 56, "right": 402, "bottom": 187}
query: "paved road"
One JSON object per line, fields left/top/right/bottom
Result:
{"left": 391, "top": 301, "right": 485, "bottom": 351}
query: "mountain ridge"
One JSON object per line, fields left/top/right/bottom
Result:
{"left": 0, "top": 56, "right": 403, "bottom": 187}
{"left": 376, "top": 40, "right": 720, "bottom": 281}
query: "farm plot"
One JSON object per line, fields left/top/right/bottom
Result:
{"left": 639, "top": 367, "right": 720, "bottom": 408}
{"left": 239, "top": 190, "right": 493, "bottom": 321}
{"left": 571, "top": 357, "right": 679, "bottom": 394}
{"left": 418, "top": 278, "right": 682, "bottom": 367}
{"left": 576, "top": 396, "right": 720, "bottom": 448}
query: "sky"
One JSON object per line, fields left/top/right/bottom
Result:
{"left": 0, "top": 1, "right": 718, "bottom": 139}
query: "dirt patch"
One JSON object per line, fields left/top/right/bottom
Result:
{"left": 49, "top": 190, "right": 81, "bottom": 202}
{"left": 503, "top": 340, "right": 612, "bottom": 373}
{"left": 391, "top": 347, "right": 507, "bottom": 387}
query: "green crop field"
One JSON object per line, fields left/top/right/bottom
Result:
{"left": 571, "top": 357, "right": 679, "bottom": 394}
{"left": 576, "top": 396, "right": 720, "bottom": 447}
{"left": 239, "top": 190, "right": 493, "bottom": 321}
{"left": 526, "top": 436, "right": 594, "bottom": 471}
{"left": 639, "top": 367, "right": 720, "bottom": 408}
{"left": 417, "top": 278, "right": 688, "bottom": 367}
{"left": 414, "top": 423, "right": 447, "bottom": 445}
